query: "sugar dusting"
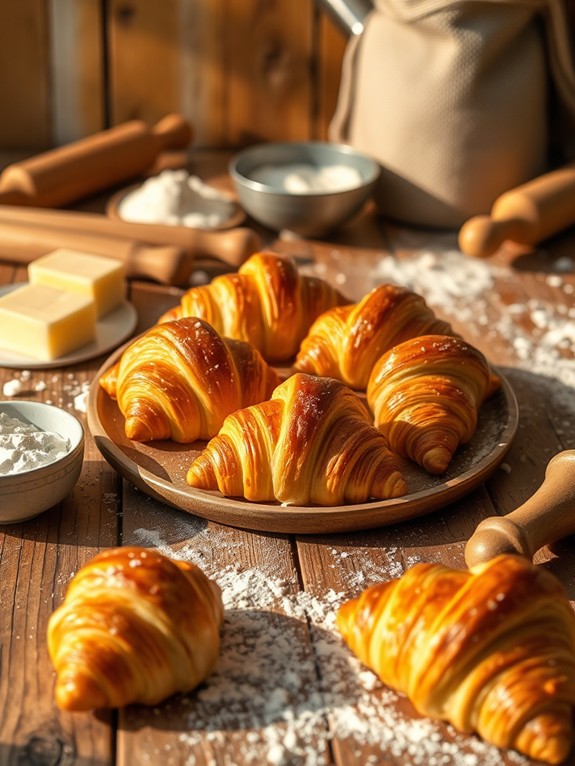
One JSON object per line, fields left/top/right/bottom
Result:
{"left": 130, "top": 522, "right": 528, "bottom": 766}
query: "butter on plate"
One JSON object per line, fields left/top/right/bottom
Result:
{"left": 28, "top": 249, "right": 126, "bottom": 319}
{"left": 0, "top": 284, "right": 97, "bottom": 361}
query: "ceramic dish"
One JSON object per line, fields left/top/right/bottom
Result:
{"left": 0, "top": 284, "right": 138, "bottom": 370}
{"left": 0, "top": 400, "right": 84, "bottom": 523}
{"left": 87, "top": 345, "right": 519, "bottom": 534}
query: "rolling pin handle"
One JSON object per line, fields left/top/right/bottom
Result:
{"left": 465, "top": 517, "right": 533, "bottom": 568}
{"left": 458, "top": 215, "right": 529, "bottom": 258}
{"left": 191, "top": 227, "right": 261, "bottom": 268}
{"left": 465, "top": 450, "right": 575, "bottom": 568}
{"left": 152, "top": 113, "right": 194, "bottom": 151}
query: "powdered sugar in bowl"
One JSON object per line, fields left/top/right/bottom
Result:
{"left": 0, "top": 401, "right": 84, "bottom": 523}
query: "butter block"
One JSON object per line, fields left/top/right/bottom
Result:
{"left": 0, "top": 284, "right": 97, "bottom": 361}
{"left": 28, "top": 249, "right": 126, "bottom": 318}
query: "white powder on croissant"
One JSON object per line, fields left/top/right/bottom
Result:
{"left": 129, "top": 524, "right": 529, "bottom": 766}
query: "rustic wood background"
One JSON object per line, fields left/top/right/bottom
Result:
{"left": 0, "top": 0, "right": 347, "bottom": 151}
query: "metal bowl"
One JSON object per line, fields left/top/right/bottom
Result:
{"left": 229, "top": 141, "right": 380, "bottom": 237}
{"left": 0, "top": 401, "right": 84, "bottom": 523}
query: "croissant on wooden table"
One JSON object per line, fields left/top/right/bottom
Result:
{"left": 187, "top": 372, "right": 407, "bottom": 506}
{"left": 294, "top": 283, "right": 455, "bottom": 389}
{"left": 337, "top": 554, "right": 575, "bottom": 765}
{"left": 47, "top": 546, "right": 224, "bottom": 711}
{"left": 366, "top": 334, "right": 500, "bottom": 474}
{"left": 99, "top": 317, "right": 279, "bottom": 442}
{"left": 158, "top": 251, "right": 346, "bottom": 362}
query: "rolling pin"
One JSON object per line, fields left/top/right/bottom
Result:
{"left": 458, "top": 161, "right": 575, "bottom": 258}
{"left": 464, "top": 450, "right": 575, "bottom": 567}
{"left": 0, "top": 207, "right": 260, "bottom": 272}
{"left": 0, "top": 223, "right": 194, "bottom": 284}
{"left": 0, "top": 114, "right": 193, "bottom": 208}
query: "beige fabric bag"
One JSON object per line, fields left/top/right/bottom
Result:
{"left": 330, "top": 0, "right": 575, "bottom": 228}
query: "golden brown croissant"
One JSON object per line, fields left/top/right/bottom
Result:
{"left": 47, "top": 546, "right": 224, "bottom": 711}
{"left": 337, "top": 554, "right": 575, "bottom": 765}
{"left": 159, "top": 251, "right": 346, "bottom": 362}
{"left": 366, "top": 334, "right": 499, "bottom": 474}
{"left": 99, "top": 317, "right": 280, "bottom": 443}
{"left": 187, "top": 371, "right": 407, "bottom": 505}
{"left": 294, "top": 283, "right": 455, "bottom": 389}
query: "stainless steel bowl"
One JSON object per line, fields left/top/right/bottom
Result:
{"left": 230, "top": 141, "right": 380, "bottom": 237}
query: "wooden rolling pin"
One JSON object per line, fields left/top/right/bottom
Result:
{"left": 0, "top": 114, "right": 193, "bottom": 208}
{"left": 0, "top": 224, "right": 194, "bottom": 285}
{"left": 464, "top": 450, "right": 575, "bottom": 567}
{"left": 458, "top": 161, "right": 575, "bottom": 258}
{"left": 0, "top": 207, "right": 260, "bottom": 274}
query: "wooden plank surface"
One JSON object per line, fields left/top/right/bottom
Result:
{"left": 49, "top": 0, "right": 105, "bottom": 144}
{"left": 0, "top": 0, "right": 347, "bottom": 151}
{"left": 0, "top": 0, "right": 51, "bottom": 149}
{"left": 225, "top": 0, "right": 316, "bottom": 146}
{"left": 0, "top": 153, "right": 574, "bottom": 766}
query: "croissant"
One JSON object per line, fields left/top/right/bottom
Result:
{"left": 99, "top": 317, "right": 279, "bottom": 443}
{"left": 47, "top": 546, "right": 224, "bottom": 711}
{"left": 294, "top": 283, "right": 455, "bottom": 389}
{"left": 187, "top": 371, "right": 407, "bottom": 506}
{"left": 159, "top": 251, "right": 346, "bottom": 362}
{"left": 366, "top": 334, "right": 499, "bottom": 474}
{"left": 337, "top": 554, "right": 575, "bottom": 764}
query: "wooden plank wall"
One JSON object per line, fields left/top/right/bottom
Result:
{"left": 0, "top": 0, "right": 347, "bottom": 151}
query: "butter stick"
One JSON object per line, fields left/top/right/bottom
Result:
{"left": 28, "top": 249, "right": 126, "bottom": 318}
{"left": 0, "top": 284, "right": 97, "bottom": 361}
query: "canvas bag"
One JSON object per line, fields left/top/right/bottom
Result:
{"left": 329, "top": 0, "right": 575, "bottom": 228}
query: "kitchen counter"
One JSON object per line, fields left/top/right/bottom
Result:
{"left": 0, "top": 151, "right": 574, "bottom": 766}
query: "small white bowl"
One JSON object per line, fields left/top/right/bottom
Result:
{"left": 230, "top": 141, "right": 380, "bottom": 237}
{"left": 0, "top": 401, "right": 84, "bottom": 524}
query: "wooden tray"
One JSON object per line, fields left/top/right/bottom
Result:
{"left": 87, "top": 348, "right": 519, "bottom": 534}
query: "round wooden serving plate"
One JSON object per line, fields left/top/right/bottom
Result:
{"left": 87, "top": 346, "right": 519, "bottom": 534}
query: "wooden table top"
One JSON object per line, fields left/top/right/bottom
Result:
{"left": 0, "top": 152, "right": 574, "bottom": 766}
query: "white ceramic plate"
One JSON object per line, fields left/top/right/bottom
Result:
{"left": 0, "top": 283, "right": 138, "bottom": 369}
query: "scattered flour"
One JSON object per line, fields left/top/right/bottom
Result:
{"left": 129, "top": 525, "right": 529, "bottom": 766}
{"left": 0, "top": 410, "right": 69, "bottom": 475}
{"left": 2, "top": 373, "right": 91, "bottom": 414}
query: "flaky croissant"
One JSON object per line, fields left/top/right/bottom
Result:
{"left": 337, "top": 554, "right": 575, "bottom": 765}
{"left": 99, "top": 317, "right": 279, "bottom": 443}
{"left": 159, "top": 251, "right": 346, "bottom": 362}
{"left": 294, "top": 283, "right": 455, "bottom": 389}
{"left": 47, "top": 546, "right": 224, "bottom": 711}
{"left": 366, "top": 334, "right": 499, "bottom": 474}
{"left": 187, "top": 372, "right": 407, "bottom": 506}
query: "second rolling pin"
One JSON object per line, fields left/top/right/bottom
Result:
{"left": 0, "top": 207, "right": 261, "bottom": 273}
{"left": 0, "top": 114, "right": 193, "bottom": 208}
{"left": 0, "top": 224, "right": 193, "bottom": 285}
{"left": 464, "top": 450, "right": 575, "bottom": 567}
{"left": 458, "top": 161, "right": 575, "bottom": 258}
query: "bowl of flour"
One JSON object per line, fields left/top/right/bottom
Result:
{"left": 229, "top": 141, "right": 380, "bottom": 237}
{"left": 0, "top": 401, "right": 84, "bottom": 523}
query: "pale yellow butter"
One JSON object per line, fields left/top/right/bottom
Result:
{"left": 0, "top": 284, "right": 97, "bottom": 361}
{"left": 28, "top": 249, "right": 126, "bottom": 318}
